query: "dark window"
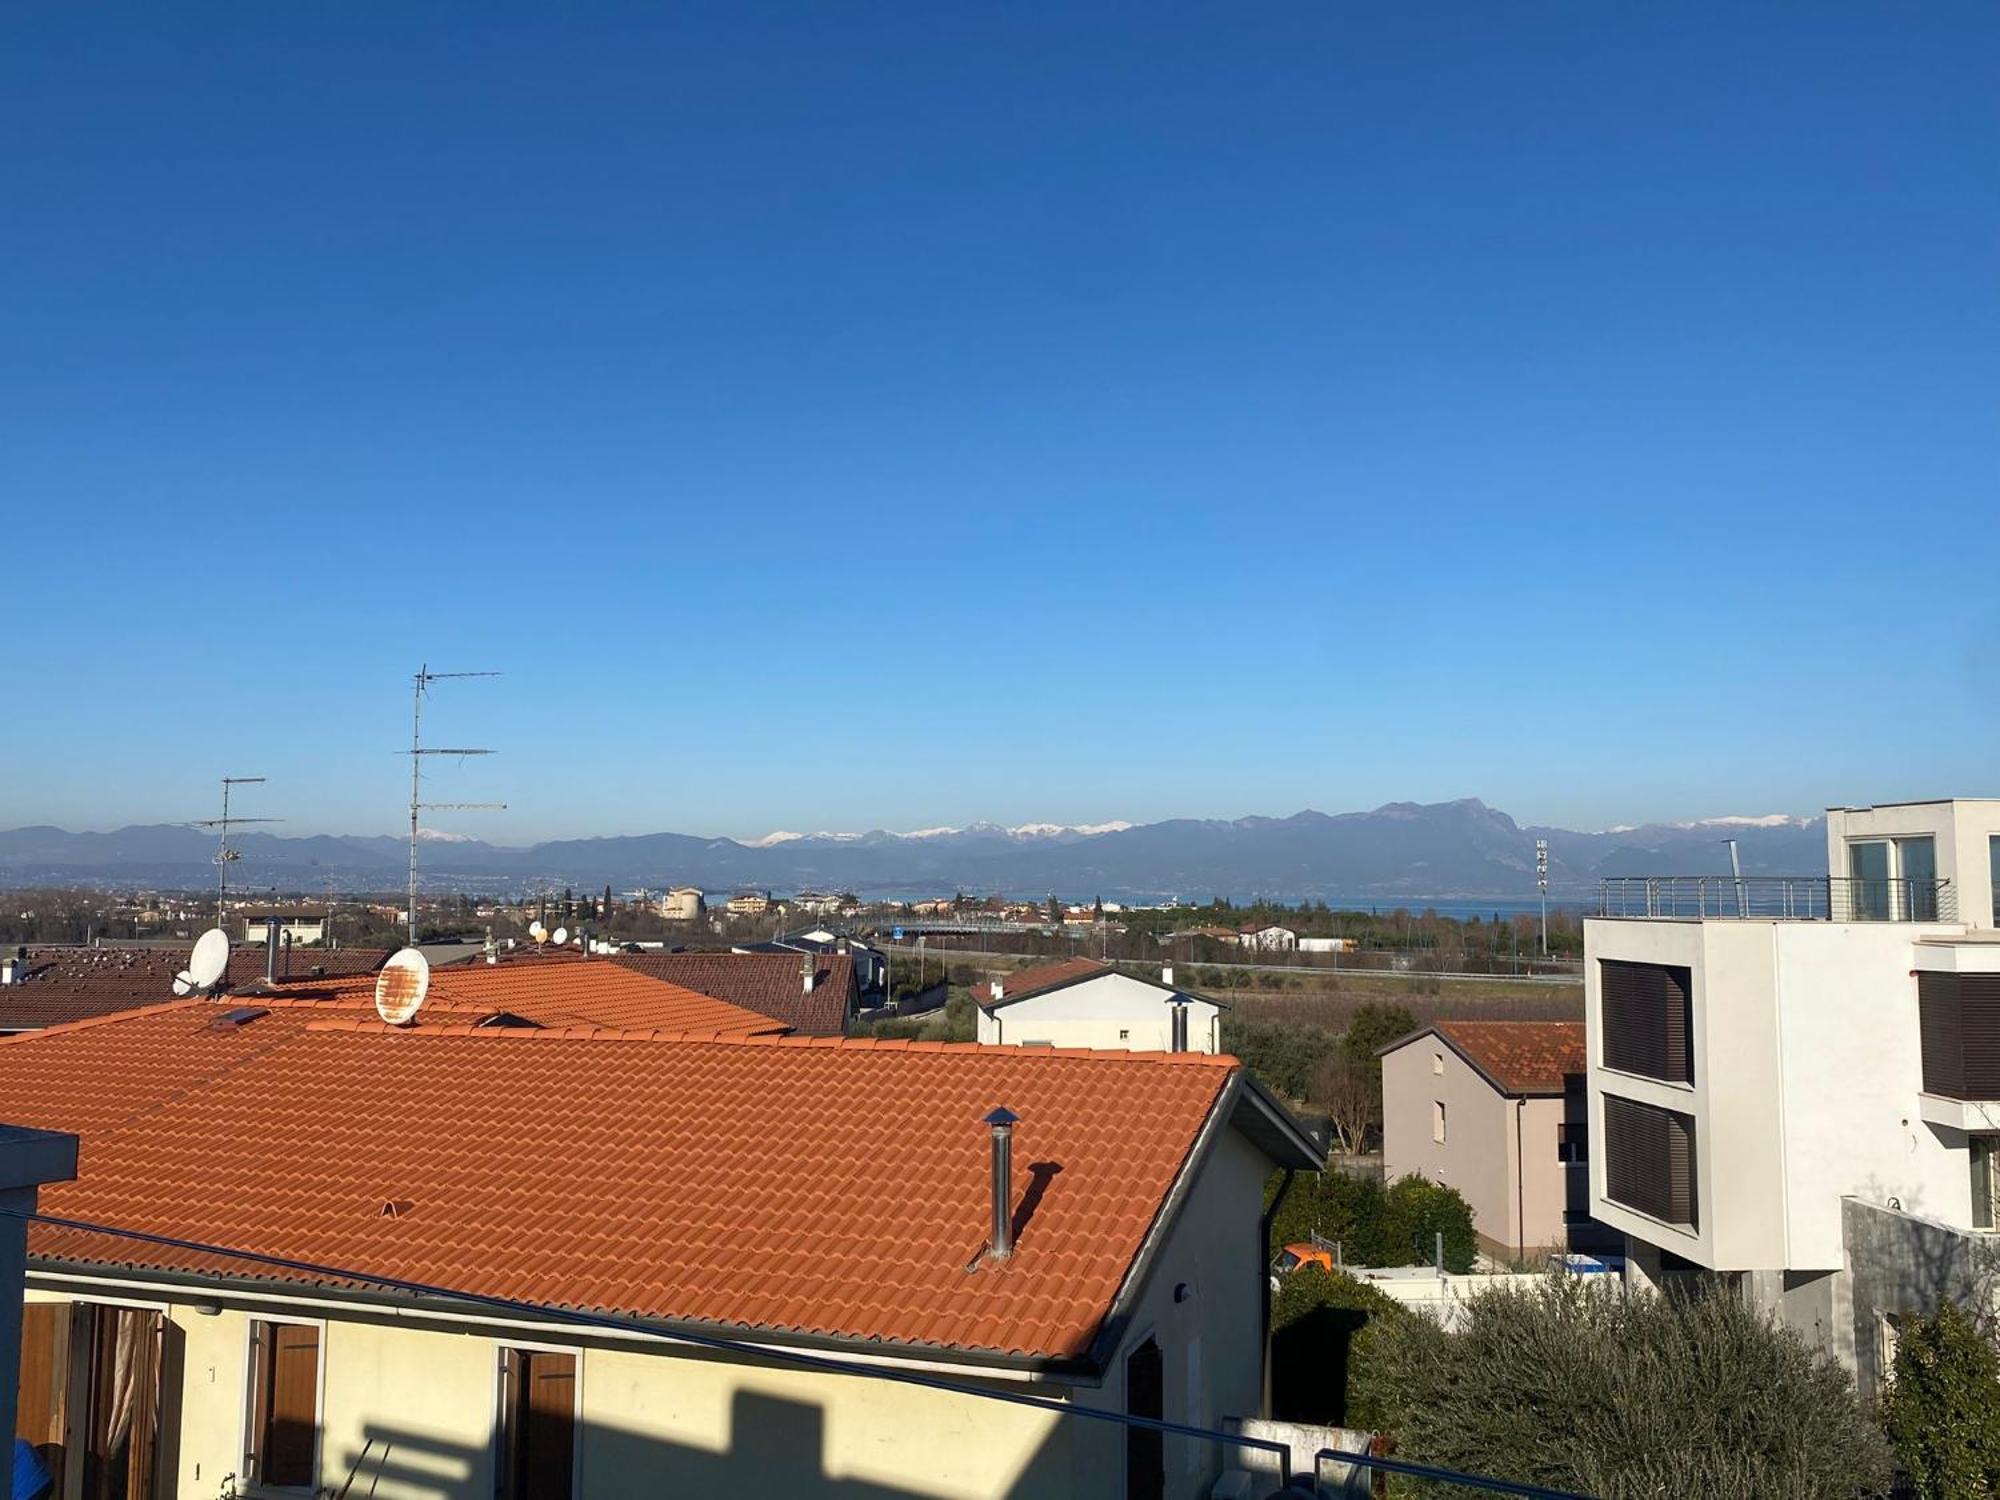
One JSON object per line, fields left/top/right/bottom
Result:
{"left": 498, "top": 1349, "right": 575, "bottom": 1500}
{"left": 1603, "top": 1095, "right": 1698, "bottom": 1228}
{"left": 1919, "top": 974, "right": 2000, "bottom": 1099}
{"left": 248, "top": 1321, "right": 319, "bottom": 1489}
{"left": 1972, "top": 1139, "right": 1997, "bottom": 1231}
{"left": 1125, "top": 1338, "right": 1163, "bottom": 1500}
{"left": 1557, "top": 1122, "right": 1589, "bottom": 1164}
{"left": 1600, "top": 961, "right": 1694, "bottom": 1084}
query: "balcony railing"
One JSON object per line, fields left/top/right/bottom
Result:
{"left": 1598, "top": 875, "right": 1956, "bottom": 923}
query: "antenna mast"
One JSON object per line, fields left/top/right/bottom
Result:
{"left": 406, "top": 664, "right": 505, "bottom": 945}
{"left": 190, "top": 776, "right": 280, "bottom": 927}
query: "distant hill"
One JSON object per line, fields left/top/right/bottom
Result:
{"left": 0, "top": 799, "right": 1831, "bottom": 903}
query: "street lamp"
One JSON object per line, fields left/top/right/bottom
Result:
{"left": 1536, "top": 839, "right": 1549, "bottom": 958}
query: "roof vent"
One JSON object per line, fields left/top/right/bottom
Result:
{"left": 802, "top": 955, "right": 818, "bottom": 994}
{"left": 380, "top": 1198, "right": 414, "bottom": 1219}
{"left": 209, "top": 1006, "right": 269, "bottom": 1031}
{"left": 984, "top": 1107, "right": 1020, "bottom": 1262}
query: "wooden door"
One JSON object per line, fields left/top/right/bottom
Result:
{"left": 501, "top": 1350, "right": 575, "bottom": 1500}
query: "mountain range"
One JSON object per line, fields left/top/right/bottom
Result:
{"left": 0, "top": 800, "right": 1830, "bottom": 904}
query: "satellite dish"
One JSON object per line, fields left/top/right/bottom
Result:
{"left": 528, "top": 921, "right": 547, "bottom": 943}
{"left": 551, "top": 926, "right": 568, "bottom": 947}
{"left": 176, "top": 928, "right": 231, "bottom": 996}
{"left": 374, "top": 947, "right": 431, "bottom": 1027}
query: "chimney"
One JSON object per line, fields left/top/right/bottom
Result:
{"left": 265, "top": 917, "right": 280, "bottom": 982}
{"left": 989, "top": 978, "right": 1004, "bottom": 1003}
{"left": 801, "top": 956, "right": 818, "bottom": 994}
{"left": 0, "top": 958, "right": 17, "bottom": 986}
{"left": 1161, "top": 964, "right": 1174, "bottom": 988}
{"left": 984, "top": 1107, "right": 1019, "bottom": 1261}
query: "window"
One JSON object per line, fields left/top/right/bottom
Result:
{"left": 1849, "top": 840, "right": 1892, "bottom": 920}
{"left": 498, "top": 1348, "right": 576, "bottom": 1500}
{"left": 1599, "top": 961, "right": 1694, "bottom": 1084}
{"left": 1603, "top": 1094, "right": 1698, "bottom": 1229}
{"left": 1919, "top": 974, "right": 2000, "bottom": 1099}
{"left": 1991, "top": 836, "right": 1999, "bottom": 926}
{"left": 1432, "top": 1052, "right": 1445, "bottom": 1075}
{"left": 246, "top": 1320, "right": 320, "bottom": 1489}
{"left": 1973, "top": 1138, "right": 1998, "bottom": 1230}
{"left": 1558, "top": 1121, "right": 1589, "bottom": 1164}
{"left": 1433, "top": 1100, "right": 1447, "bottom": 1143}
{"left": 1899, "top": 837, "right": 1939, "bottom": 919}
{"left": 1117, "top": 1028, "right": 1129, "bottom": 1041}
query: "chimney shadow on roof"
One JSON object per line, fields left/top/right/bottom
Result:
{"left": 1013, "top": 1161, "right": 1062, "bottom": 1244}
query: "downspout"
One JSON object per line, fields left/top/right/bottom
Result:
{"left": 1515, "top": 1098, "right": 1526, "bottom": 1266}
{"left": 1259, "top": 1167, "right": 1297, "bottom": 1415}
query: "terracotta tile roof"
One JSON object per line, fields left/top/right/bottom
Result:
{"left": 273, "top": 958, "right": 789, "bottom": 1038}
{"left": 0, "top": 946, "right": 389, "bottom": 1031}
{"left": 988, "top": 958, "right": 1111, "bottom": 1005}
{"left": 0, "top": 1004, "right": 1263, "bottom": 1361}
{"left": 1428, "top": 1021, "right": 1586, "bottom": 1096}
{"left": 611, "top": 952, "right": 856, "bottom": 1036}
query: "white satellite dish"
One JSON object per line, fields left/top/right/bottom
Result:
{"left": 175, "top": 928, "right": 231, "bottom": 996}
{"left": 374, "top": 947, "right": 431, "bottom": 1027}
{"left": 551, "top": 926, "right": 568, "bottom": 947}
{"left": 528, "top": 921, "right": 547, "bottom": 943}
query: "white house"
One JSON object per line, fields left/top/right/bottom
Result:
{"left": 658, "top": 886, "right": 705, "bottom": 921}
{"left": 975, "top": 960, "right": 1225, "bottom": 1054}
{"left": 1587, "top": 796, "right": 2000, "bottom": 1398}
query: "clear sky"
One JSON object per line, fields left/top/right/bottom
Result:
{"left": 3, "top": 3, "right": 1994, "bottom": 843}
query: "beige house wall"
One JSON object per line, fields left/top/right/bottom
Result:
{"left": 1381, "top": 1041, "right": 1518, "bottom": 1256}
{"left": 24, "top": 1120, "right": 1275, "bottom": 1500}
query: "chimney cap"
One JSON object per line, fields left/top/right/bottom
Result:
{"left": 984, "top": 1106, "right": 1020, "bottom": 1129}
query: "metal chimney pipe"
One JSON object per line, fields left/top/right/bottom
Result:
{"left": 985, "top": 1107, "right": 1020, "bottom": 1260}
{"left": 265, "top": 917, "right": 280, "bottom": 982}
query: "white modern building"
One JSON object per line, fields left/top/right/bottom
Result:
{"left": 976, "top": 959, "right": 1225, "bottom": 1053}
{"left": 1586, "top": 797, "right": 2000, "bottom": 1397}
{"left": 659, "top": 886, "right": 706, "bottom": 921}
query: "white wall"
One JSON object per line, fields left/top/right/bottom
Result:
{"left": 977, "top": 974, "right": 1222, "bottom": 1053}
{"left": 1827, "top": 800, "right": 2000, "bottom": 929}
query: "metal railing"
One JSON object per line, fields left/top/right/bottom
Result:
{"left": 1597, "top": 875, "right": 1955, "bottom": 923}
{"left": 1317, "top": 1445, "right": 1598, "bottom": 1497}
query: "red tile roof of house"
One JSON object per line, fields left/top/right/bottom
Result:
{"left": 1428, "top": 1021, "right": 1586, "bottom": 1096}
{"left": 611, "top": 952, "right": 856, "bottom": 1035}
{"left": 987, "top": 958, "right": 1111, "bottom": 1005}
{"left": 0, "top": 946, "right": 391, "bottom": 1031}
{"left": 0, "top": 1002, "right": 1314, "bottom": 1362}
{"left": 286, "top": 958, "right": 789, "bottom": 1037}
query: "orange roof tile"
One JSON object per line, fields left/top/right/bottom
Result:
{"left": 988, "top": 958, "right": 1111, "bottom": 1004}
{"left": 1426, "top": 1021, "right": 1585, "bottom": 1096}
{"left": 0, "top": 945, "right": 390, "bottom": 1030}
{"left": 611, "top": 952, "right": 856, "bottom": 1036}
{"left": 0, "top": 1003, "right": 1274, "bottom": 1361}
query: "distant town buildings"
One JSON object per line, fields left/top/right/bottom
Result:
{"left": 240, "top": 911, "right": 328, "bottom": 946}
{"left": 1587, "top": 796, "right": 2000, "bottom": 1399}
{"left": 724, "top": 890, "right": 771, "bottom": 917}
{"left": 658, "top": 885, "right": 705, "bottom": 921}
{"left": 1236, "top": 924, "right": 1298, "bottom": 952}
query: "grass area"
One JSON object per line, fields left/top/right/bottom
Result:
{"left": 1225, "top": 981, "right": 1581, "bottom": 1031}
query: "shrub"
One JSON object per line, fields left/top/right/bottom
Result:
{"left": 1369, "top": 1277, "right": 1890, "bottom": 1498}
{"left": 1222, "top": 1017, "right": 1340, "bottom": 1101}
{"left": 1379, "top": 1175, "right": 1477, "bottom": 1274}
{"left": 1265, "top": 1171, "right": 1475, "bottom": 1274}
{"left": 1269, "top": 1266, "right": 1408, "bottom": 1428}
{"left": 1881, "top": 1300, "right": 2000, "bottom": 1499}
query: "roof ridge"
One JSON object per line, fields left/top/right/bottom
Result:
{"left": 0, "top": 996, "right": 207, "bottom": 1043}
{"left": 294, "top": 1022, "right": 1238, "bottom": 1061}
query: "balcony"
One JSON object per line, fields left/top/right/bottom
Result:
{"left": 1597, "top": 875, "right": 1957, "bottom": 923}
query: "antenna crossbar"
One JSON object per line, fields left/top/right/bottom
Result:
{"left": 408, "top": 664, "right": 503, "bottom": 945}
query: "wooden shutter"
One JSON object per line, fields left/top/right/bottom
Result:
{"left": 499, "top": 1350, "right": 575, "bottom": 1500}
{"left": 16, "top": 1302, "right": 71, "bottom": 1496}
{"left": 1603, "top": 1094, "right": 1698, "bottom": 1228}
{"left": 249, "top": 1322, "right": 318, "bottom": 1488}
{"left": 1918, "top": 975, "right": 2000, "bottom": 1100}
{"left": 1600, "top": 961, "right": 1694, "bottom": 1084}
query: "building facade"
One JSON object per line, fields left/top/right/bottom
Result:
{"left": 1380, "top": 1022, "right": 1605, "bottom": 1261}
{"left": 975, "top": 961, "right": 1224, "bottom": 1054}
{"left": 1587, "top": 797, "right": 2000, "bottom": 1397}
{"left": 658, "top": 886, "right": 706, "bottom": 922}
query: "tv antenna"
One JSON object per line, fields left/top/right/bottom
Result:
{"left": 189, "top": 776, "right": 281, "bottom": 925}
{"left": 404, "top": 664, "right": 505, "bottom": 945}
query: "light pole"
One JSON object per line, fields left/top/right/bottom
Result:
{"left": 1535, "top": 839, "right": 1549, "bottom": 958}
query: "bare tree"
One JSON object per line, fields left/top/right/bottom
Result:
{"left": 1314, "top": 1053, "right": 1377, "bottom": 1156}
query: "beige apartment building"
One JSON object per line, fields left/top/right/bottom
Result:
{"left": 1380, "top": 1021, "right": 1599, "bottom": 1262}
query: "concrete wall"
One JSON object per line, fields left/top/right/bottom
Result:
{"left": 1841, "top": 1196, "right": 2000, "bottom": 1403}
{"left": 976, "top": 974, "right": 1222, "bottom": 1054}
{"left": 23, "top": 1122, "right": 1274, "bottom": 1500}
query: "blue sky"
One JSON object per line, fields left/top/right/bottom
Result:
{"left": 3, "top": 2, "right": 1994, "bottom": 842}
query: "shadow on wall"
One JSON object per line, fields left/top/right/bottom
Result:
{"left": 323, "top": 1388, "right": 1083, "bottom": 1500}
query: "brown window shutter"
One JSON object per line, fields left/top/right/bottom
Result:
{"left": 16, "top": 1301, "right": 72, "bottom": 1494}
{"left": 1604, "top": 1094, "right": 1698, "bottom": 1228}
{"left": 1600, "top": 961, "right": 1694, "bottom": 1084}
{"left": 249, "top": 1322, "right": 318, "bottom": 1488}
